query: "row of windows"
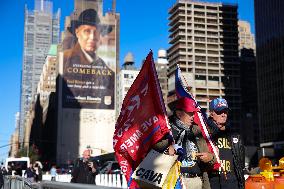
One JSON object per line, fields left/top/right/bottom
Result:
{"left": 124, "top": 74, "right": 135, "bottom": 79}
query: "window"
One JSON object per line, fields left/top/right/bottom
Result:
{"left": 195, "top": 75, "right": 206, "bottom": 80}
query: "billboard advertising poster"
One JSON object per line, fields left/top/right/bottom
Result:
{"left": 62, "top": 8, "right": 116, "bottom": 109}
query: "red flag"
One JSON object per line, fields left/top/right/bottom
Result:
{"left": 113, "top": 51, "right": 170, "bottom": 188}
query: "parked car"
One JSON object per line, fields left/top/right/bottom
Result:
{"left": 99, "top": 161, "right": 121, "bottom": 174}
{"left": 56, "top": 164, "right": 74, "bottom": 174}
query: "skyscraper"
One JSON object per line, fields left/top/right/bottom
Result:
{"left": 240, "top": 48, "right": 258, "bottom": 145}
{"left": 22, "top": 45, "right": 59, "bottom": 163}
{"left": 167, "top": 0, "right": 240, "bottom": 130}
{"left": 238, "top": 20, "right": 258, "bottom": 146}
{"left": 238, "top": 20, "right": 255, "bottom": 50}
{"left": 255, "top": 0, "right": 284, "bottom": 144}
{"left": 19, "top": 0, "right": 60, "bottom": 145}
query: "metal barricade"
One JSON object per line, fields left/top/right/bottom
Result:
{"left": 42, "top": 173, "right": 128, "bottom": 188}
{"left": 3, "top": 175, "right": 39, "bottom": 189}
{"left": 39, "top": 181, "right": 121, "bottom": 189}
{"left": 3, "top": 174, "right": 127, "bottom": 189}
{"left": 96, "top": 174, "right": 127, "bottom": 188}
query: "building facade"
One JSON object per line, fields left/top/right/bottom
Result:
{"left": 240, "top": 48, "right": 258, "bottom": 145}
{"left": 167, "top": 0, "right": 241, "bottom": 130}
{"left": 9, "top": 112, "right": 20, "bottom": 157}
{"left": 255, "top": 0, "right": 284, "bottom": 145}
{"left": 57, "top": 0, "right": 120, "bottom": 164}
{"left": 116, "top": 53, "right": 139, "bottom": 118}
{"left": 238, "top": 20, "right": 255, "bottom": 50}
{"left": 20, "top": 0, "right": 60, "bottom": 145}
{"left": 21, "top": 45, "right": 59, "bottom": 164}
{"left": 36, "top": 45, "right": 58, "bottom": 102}
{"left": 155, "top": 49, "right": 169, "bottom": 112}
{"left": 237, "top": 20, "right": 259, "bottom": 146}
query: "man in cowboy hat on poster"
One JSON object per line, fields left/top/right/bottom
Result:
{"left": 63, "top": 9, "right": 115, "bottom": 109}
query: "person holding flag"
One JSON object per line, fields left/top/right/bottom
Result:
{"left": 113, "top": 51, "right": 176, "bottom": 188}
{"left": 113, "top": 55, "right": 217, "bottom": 188}
{"left": 168, "top": 97, "right": 217, "bottom": 189}
{"left": 174, "top": 65, "right": 221, "bottom": 189}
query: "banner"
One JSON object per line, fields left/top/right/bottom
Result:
{"left": 113, "top": 51, "right": 170, "bottom": 188}
{"left": 62, "top": 8, "right": 116, "bottom": 109}
{"left": 175, "top": 65, "right": 220, "bottom": 170}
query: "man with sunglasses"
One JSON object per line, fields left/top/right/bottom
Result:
{"left": 207, "top": 98, "right": 245, "bottom": 189}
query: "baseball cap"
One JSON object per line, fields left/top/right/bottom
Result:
{"left": 175, "top": 97, "right": 198, "bottom": 113}
{"left": 209, "top": 98, "right": 229, "bottom": 112}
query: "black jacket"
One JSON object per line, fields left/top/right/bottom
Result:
{"left": 0, "top": 170, "right": 3, "bottom": 188}
{"left": 207, "top": 118, "right": 245, "bottom": 189}
{"left": 71, "top": 159, "right": 98, "bottom": 184}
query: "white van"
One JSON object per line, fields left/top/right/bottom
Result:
{"left": 5, "top": 157, "right": 30, "bottom": 176}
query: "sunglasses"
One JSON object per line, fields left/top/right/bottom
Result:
{"left": 214, "top": 109, "right": 228, "bottom": 115}
{"left": 184, "top": 111, "right": 194, "bottom": 116}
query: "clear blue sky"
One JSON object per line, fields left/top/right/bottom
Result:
{"left": 0, "top": 0, "right": 254, "bottom": 162}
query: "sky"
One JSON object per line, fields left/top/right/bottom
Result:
{"left": 0, "top": 0, "right": 254, "bottom": 162}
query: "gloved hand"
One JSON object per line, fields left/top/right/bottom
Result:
{"left": 173, "top": 144, "right": 186, "bottom": 161}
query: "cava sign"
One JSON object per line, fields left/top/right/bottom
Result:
{"left": 132, "top": 150, "right": 177, "bottom": 188}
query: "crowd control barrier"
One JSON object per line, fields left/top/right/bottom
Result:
{"left": 3, "top": 175, "right": 37, "bottom": 189}
{"left": 3, "top": 174, "right": 128, "bottom": 189}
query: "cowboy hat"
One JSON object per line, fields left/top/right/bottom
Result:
{"left": 68, "top": 9, "right": 112, "bottom": 36}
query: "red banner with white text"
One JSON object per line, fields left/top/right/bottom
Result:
{"left": 113, "top": 51, "right": 170, "bottom": 188}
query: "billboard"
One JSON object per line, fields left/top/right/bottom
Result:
{"left": 62, "top": 8, "right": 116, "bottom": 109}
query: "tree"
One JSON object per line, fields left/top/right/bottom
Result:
{"left": 16, "top": 145, "right": 40, "bottom": 163}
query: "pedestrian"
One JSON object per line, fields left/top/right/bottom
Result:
{"left": 6, "top": 165, "right": 12, "bottom": 175}
{"left": 0, "top": 163, "right": 4, "bottom": 171}
{"left": 38, "top": 165, "right": 42, "bottom": 182}
{"left": 14, "top": 163, "right": 23, "bottom": 176}
{"left": 0, "top": 169, "right": 4, "bottom": 189}
{"left": 168, "top": 97, "right": 216, "bottom": 189}
{"left": 24, "top": 164, "right": 35, "bottom": 183}
{"left": 71, "top": 149, "right": 98, "bottom": 184}
{"left": 1, "top": 167, "right": 7, "bottom": 176}
{"left": 50, "top": 165, "right": 57, "bottom": 181}
{"left": 33, "top": 163, "right": 43, "bottom": 182}
{"left": 207, "top": 98, "right": 245, "bottom": 189}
